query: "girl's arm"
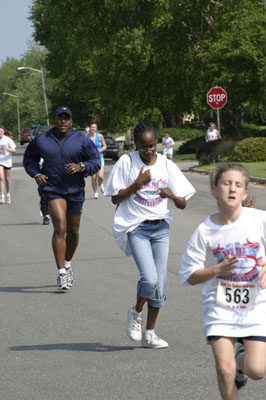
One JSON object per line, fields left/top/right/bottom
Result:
{"left": 258, "top": 261, "right": 266, "bottom": 289}
{"left": 111, "top": 166, "right": 151, "bottom": 205}
{"left": 187, "top": 255, "right": 238, "bottom": 285}
{"left": 111, "top": 182, "right": 142, "bottom": 205}
{"left": 99, "top": 134, "right": 107, "bottom": 153}
{"left": 4, "top": 145, "right": 16, "bottom": 153}
{"left": 158, "top": 187, "right": 186, "bottom": 209}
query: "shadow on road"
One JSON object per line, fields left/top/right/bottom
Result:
{"left": 9, "top": 342, "right": 138, "bottom": 352}
{"left": 0, "top": 222, "right": 40, "bottom": 226}
{"left": 0, "top": 285, "right": 66, "bottom": 294}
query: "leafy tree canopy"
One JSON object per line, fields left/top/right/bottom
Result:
{"left": 2, "top": 0, "right": 265, "bottom": 132}
{"left": 0, "top": 41, "right": 51, "bottom": 136}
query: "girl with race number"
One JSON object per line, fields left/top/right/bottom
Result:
{"left": 180, "top": 163, "right": 266, "bottom": 399}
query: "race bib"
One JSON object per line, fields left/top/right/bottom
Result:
{"left": 216, "top": 279, "right": 259, "bottom": 309}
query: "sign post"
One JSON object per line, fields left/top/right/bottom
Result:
{"left": 206, "top": 86, "right": 227, "bottom": 136}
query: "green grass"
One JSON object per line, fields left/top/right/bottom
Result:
{"left": 197, "top": 161, "right": 266, "bottom": 178}
{"left": 157, "top": 140, "right": 196, "bottom": 161}
{"left": 156, "top": 140, "right": 184, "bottom": 153}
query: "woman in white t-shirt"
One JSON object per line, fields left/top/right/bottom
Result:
{"left": 105, "top": 121, "right": 195, "bottom": 349}
{"left": 180, "top": 163, "right": 266, "bottom": 397}
{"left": 0, "top": 126, "right": 16, "bottom": 204}
{"left": 205, "top": 122, "right": 221, "bottom": 142}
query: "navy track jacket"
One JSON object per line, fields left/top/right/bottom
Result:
{"left": 23, "top": 127, "right": 101, "bottom": 195}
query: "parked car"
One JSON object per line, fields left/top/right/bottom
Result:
{"left": 20, "top": 127, "right": 33, "bottom": 145}
{"left": 30, "top": 125, "right": 50, "bottom": 140}
{"left": 73, "top": 127, "right": 88, "bottom": 135}
{"left": 103, "top": 136, "right": 119, "bottom": 160}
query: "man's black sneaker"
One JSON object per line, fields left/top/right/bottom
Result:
{"left": 43, "top": 215, "right": 50, "bottom": 225}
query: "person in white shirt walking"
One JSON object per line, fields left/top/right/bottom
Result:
{"left": 105, "top": 121, "right": 195, "bottom": 348}
{"left": 0, "top": 125, "right": 16, "bottom": 204}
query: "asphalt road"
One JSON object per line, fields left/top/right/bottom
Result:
{"left": 1, "top": 146, "right": 266, "bottom": 400}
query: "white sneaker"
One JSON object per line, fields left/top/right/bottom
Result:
{"left": 100, "top": 183, "right": 105, "bottom": 193}
{"left": 56, "top": 273, "right": 69, "bottom": 290}
{"left": 65, "top": 267, "right": 74, "bottom": 288}
{"left": 6, "top": 193, "right": 11, "bottom": 204}
{"left": 142, "top": 331, "right": 168, "bottom": 349}
{"left": 0, "top": 194, "right": 5, "bottom": 204}
{"left": 94, "top": 192, "right": 98, "bottom": 199}
{"left": 126, "top": 308, "right": 143, "bottom": 341}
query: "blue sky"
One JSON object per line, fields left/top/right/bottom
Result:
{"left": 0, "top": 0, "right": 34, "bottom": 63}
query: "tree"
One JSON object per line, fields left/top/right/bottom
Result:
{"left": 194, "top": 0, "right": 266, "bottom": 129}
{"left": 30, "top": 0, "right": 266, "bottom": 129}
{"left": 16, "top": 42, "right": 51, "bottom": 126}
{"left": 0, "top": 57, "right": 22, "bottom": 135}
{"left": 0, "top": 41, "right": 50, "bottom": 135}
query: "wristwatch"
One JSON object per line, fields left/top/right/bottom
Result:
{"left": 79, "top": 162, "right": 85, "bottom": 172}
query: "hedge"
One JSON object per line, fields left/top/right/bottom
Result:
{"left": 231, "top": 137, "right": 266, "bottom": 162}
{"left": 158, "top": 127, "right": 204, "bottom": 142}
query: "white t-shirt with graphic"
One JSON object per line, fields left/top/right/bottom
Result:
{"left": 0, "top": 135, "right": 16, "bottom": 167}
{"left": 105, "top": 152, "right": 196, "bottom": 255}
{"left": 180, "top": 207, "right": 266, "bottom": 339}
{"left": 162, "top": 136, "right": 174, "bottom": 155}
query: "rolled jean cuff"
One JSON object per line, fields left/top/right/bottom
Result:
{"left": 137, "top": 284, "right": 166, "bottom": 308}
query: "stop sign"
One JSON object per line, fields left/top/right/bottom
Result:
{"left": 207, "top": 87, "right": 227, "bottom": 109}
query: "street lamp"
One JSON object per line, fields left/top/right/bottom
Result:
{"left": 17, "top": 66, "right": 50, "bottom": 126}
{"left": 2, "top": 92, "right": 21, "bottom": 135}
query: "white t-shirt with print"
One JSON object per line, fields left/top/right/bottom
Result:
{"left": 105, "top": 152, "right": 196, "bottom": 255}
{"left": 180, "top": 207, "right": 266, "bottom": 339}
{"left": 162, "top": 136, "right": 174, "bottom": 155}
{"left": 0, "top": 135, "right": 16, "bottom": 167}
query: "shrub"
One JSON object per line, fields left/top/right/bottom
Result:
{"left": 178, "top": 137, "right": 205, "bottom": 154}
{"left": 212, "top": 138, "right": 236, "bottom": 160}
{"left": 195, "top": 138, "right": 236, "bottom": 161}
{"left": 158, "top": 127, "right": 204, "bottom": 142}
{"left": 231, "top": 137, "right": 266, "bottom": 162}
{"left": 198, "top": 153, "right": 216, "bottom": 165}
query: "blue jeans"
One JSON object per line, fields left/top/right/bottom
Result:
{"left": 128, "top": 220, "right": 170, "bottom": 308}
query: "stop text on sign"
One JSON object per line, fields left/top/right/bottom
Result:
{"left": 208, "top": 93, "right": 226, "bottom": 103}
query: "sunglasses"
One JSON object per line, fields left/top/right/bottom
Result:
{"left": 138, "top": 144, "right": 157, "bottom": 152}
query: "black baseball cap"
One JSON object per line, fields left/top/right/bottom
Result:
{"left": 55, "top": 106, "right": 72, "bottom": 117}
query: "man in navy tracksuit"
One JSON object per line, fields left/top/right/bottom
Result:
{"left": 23, "top": 106, "right": 101, "bottom": 290}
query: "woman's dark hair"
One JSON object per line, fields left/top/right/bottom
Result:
{"left": 133, "top": 121, "right": 157, "bottom": 142}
